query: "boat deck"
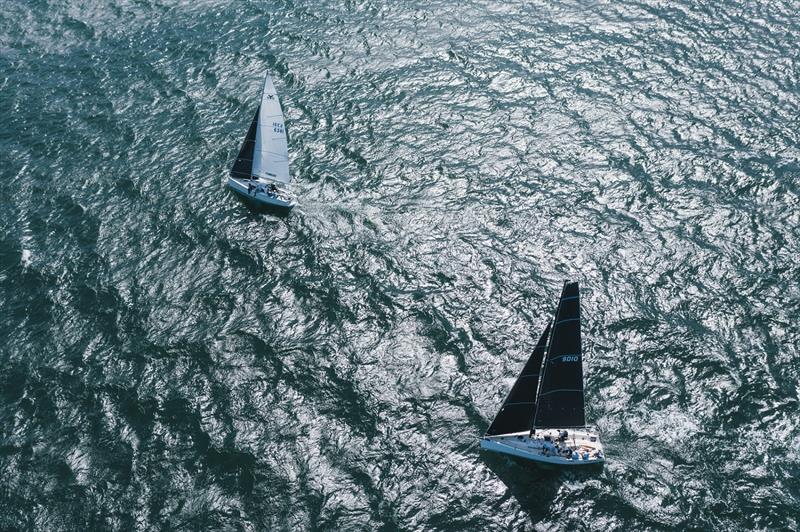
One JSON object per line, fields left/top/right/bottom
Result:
{"left": 228, "top": 177, "right": 294, "bottom": 208}
{"left": 481, "top": 428, "right": 604, "bottom": 466}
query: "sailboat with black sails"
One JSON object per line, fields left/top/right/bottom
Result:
{"left": 228, "top": 72, "right": 295, "bottom": 209}
{"left": 480, "top": 281, "right": 604, "bottom": 466}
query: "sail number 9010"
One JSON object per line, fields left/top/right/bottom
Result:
{"left": 562, "top": 356, "right": 579, "bottom": 362}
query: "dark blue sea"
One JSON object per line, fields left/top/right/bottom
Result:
{"left": 2, "top": 0, "right": 799, "bottom": 529}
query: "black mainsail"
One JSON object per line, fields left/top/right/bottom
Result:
{"left": 230, "top": 106, "right": 260, "bottom": 180}
{"left": 485, "top": 322, "right": 551, "bottom": 436}
{"left": 532, "top": 281, "right": 586, "bottom": 429}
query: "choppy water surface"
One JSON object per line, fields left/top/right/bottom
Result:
{"left": 2, "top": 0, "right": 800, "bottom": 529}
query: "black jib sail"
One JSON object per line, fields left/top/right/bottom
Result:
{"left": 485, "top": 322, "right": 552, "bottom": 436}
{"left": 230, "top": 105, "right": 260, "bottom": 180}
{"left": 532, "top": 281, "right": 586, "bottom": 429}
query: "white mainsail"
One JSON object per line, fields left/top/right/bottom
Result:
{"left": 252, "top": 74, "right": 290, "bottom": 185}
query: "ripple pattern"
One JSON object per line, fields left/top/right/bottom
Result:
{"left": 1, "top": 0, "right": 799, "bottom": 529}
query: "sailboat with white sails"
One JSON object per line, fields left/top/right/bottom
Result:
{"left": 480, "top": 281, "right": 605, "bottom": 466}
{"left": 228, "top": 72, "right": 295, "bottom": 209}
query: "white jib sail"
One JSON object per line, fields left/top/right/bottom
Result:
{"left": 252, "top": 73, "right": 290, "bottom": 185}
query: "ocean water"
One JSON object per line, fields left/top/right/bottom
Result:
{"left": 2, "top": 0, "right": 799, "bottom": 529}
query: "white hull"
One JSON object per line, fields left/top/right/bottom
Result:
{"left": 480, "top": 428, "right": 604, "bottom": 467}
{"left": 228, "top": 177, "right": 295, "bottom": 209}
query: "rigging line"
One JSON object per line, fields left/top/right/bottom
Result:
{"left": 538, "top": 388, "right": 582, "bottom": 397}
{"left": 555, "top": 317, "right": 579, "bottom": 325}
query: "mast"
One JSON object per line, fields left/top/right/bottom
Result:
{"left": 532, "top": 281, "right": 586, "bottom": 429}
{"left": 485, "top": 322, "right": 551, "bottom": 437}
